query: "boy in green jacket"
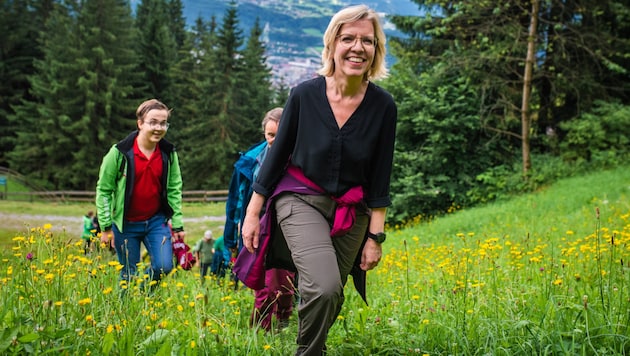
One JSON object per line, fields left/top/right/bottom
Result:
{"left": 96, "top": 99, "right": 185, "bottom": 292}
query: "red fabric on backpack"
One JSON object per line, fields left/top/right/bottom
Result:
{"left": 173, "top": 237, "right": 196, "bottom": 270}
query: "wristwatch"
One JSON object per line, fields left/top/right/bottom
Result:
{"left": 367, "top": 231, "right": 386, "bottom": 244}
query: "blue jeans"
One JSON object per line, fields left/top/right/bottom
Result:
{"left": 112, "top": 214, "right": 174, "bottom": 287}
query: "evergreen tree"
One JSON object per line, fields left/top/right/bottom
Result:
{"left": 167, "top": 0, "right": 187, "bottom": 49}
{"left": 171, "top": 16, "right": 225, "bottom": 189}
{"left": 135, "top": 0, "right": 178, "bottom": 104}
{"left": 9, "top": 0, "right": 142, "bottom": 189}
{"left": 272, "top": 78, "right": 290, "bottom": 108}
{"left": 183, "top": 1, "right": 244, "bottom": 190}
{"left": 233, "top": 17, "right": 274, "bottom": 148}
{"left": 0, "top": 0, "right": 54, "bottom": 167}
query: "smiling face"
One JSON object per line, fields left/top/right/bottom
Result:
{"left": 332, "top": 18, "right": 375, "bottom": 80}
{"left": 137, "top": 108, "right": 169, "bottom": 145}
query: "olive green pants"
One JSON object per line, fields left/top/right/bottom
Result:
{"left": 275, "top": 193, "right": 368, "bottom": 356}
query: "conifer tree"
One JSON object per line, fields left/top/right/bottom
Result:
{"left": 168, "top": 0, "right": 187, "bottom": 49}
{"left": 135, "top": 0, "right": 179, "bottom": 105}
{"left": 233, "top": 17, "right": 274, "bottom": 148}
{"left": 183, "top": 1, "right": 244, "bottom": 189}
{"left": 0, "top": 0, "right": 54, "bottom": 167}
{"left": 171, "top": 16, "right": 226, "bottom": 189}
{"left": 9, "top": 0, "right": 142, "bottom": 189}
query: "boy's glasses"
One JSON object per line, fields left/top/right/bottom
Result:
{"left": 145, "top": 120, "right": 170, "bottom": 130}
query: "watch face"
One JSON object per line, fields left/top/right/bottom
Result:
{"left": 370, "top": 232, "right": 386, "bottom": 243}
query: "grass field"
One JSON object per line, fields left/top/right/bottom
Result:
{"left": 1, "top": 165, "right": 629, "bottom": 354}
{"left": 0, "top": 200, "right": 226, "bottom": 252}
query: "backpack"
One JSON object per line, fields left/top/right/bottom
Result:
{"left": 173, "top": 237, "right": 196, "bottom": 270}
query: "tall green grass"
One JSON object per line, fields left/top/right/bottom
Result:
{"left": 1, "top": 165, "right": 629, "bottom": 354}
{"left": 0, "top": 201, "right": 226, "bottom": 252}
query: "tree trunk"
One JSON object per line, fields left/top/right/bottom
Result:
{"left": 521, "top": 0, "right": 539, "bottom": 175}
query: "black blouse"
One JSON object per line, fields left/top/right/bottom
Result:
{"left": 252, "top": 76, "right": 397, "bottom": 208}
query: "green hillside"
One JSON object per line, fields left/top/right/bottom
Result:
{"left": 1, "top": 165, "right": 628, "bottom": 354}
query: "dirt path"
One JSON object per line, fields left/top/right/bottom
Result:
{"left": 0, "top": 212, "right": 225, "bottom": 236}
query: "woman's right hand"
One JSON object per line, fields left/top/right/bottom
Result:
{"left": 242, "top": 192, "right": 266, "bottom": 253}
{"left": 241, "top": 213, "right": 260, "bottom": 253}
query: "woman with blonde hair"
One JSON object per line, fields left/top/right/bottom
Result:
{"left": 241, "top": 5, "right": 397, "bottom": 354}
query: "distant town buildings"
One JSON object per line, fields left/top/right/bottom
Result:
{"left": 262, "top": 22, "right": 321, "bottom": 88}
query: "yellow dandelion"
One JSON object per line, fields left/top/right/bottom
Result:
{"left": 263, "top": 345, "right": 271, "bottom": 351}
{"left": 43, "top": 223, "right": 52, "bottom": 230}
{"left": 190, "top": 341, "right": 196, "bottom": 349}
{"left": 553, "top": 279, "right": 563, "bottom": 286}
{"left": 189, "top": 301, "right": 195, "bottom": 308}
{"left": 422, "top": 319, "right": 430, "bottom": 325}
{"left": 44, "top": 273, "right": 54, "bottom": 282}
{"left": 106, "top": 325, "right": 114, "bottom": 333}
{"left": 55, "top": 301, "right": 63, "bottom": 307}
{"left": 177, "top": 305, "right": 184, "bottom": 312}
{"left": 86, "top": 315, "right": 93, "bottom": 322}
{"left": 337, "top": 315, "right": 345, "bottom": 321}
{"left": 78, "top": 298, "right": 92, "bottom": 306}
{"left": 211, "top": 329, "right": 218, "bottom": 334}
{"left": 103, "top": 287, "right": 113, "bottom": 295}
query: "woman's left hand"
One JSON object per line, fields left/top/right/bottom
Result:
{"left": 360, "top": 238, "right": 382, "bottom": 271}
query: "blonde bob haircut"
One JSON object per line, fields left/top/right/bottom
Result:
{"left": 318, "top": 4, "right": 388, "bottom": 81}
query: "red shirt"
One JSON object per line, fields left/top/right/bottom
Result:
{"left": 126, "top": 139, "right": 163, "bottom": 221}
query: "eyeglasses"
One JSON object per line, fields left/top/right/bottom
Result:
{"left": 336, "top": 34, "right": 377, "bottom": 48}
{"left": 145, "top": 120, "right": 170, "bottom": 130}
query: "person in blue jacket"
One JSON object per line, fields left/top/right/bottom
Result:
{"left": 224, "top": 108, "right": 296, "bottom": 331}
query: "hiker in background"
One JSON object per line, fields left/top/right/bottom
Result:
{"left": 225, "top": 107, "right": 296, "bottom": 331}
{"left": 211, "top": 234, "right": 231, "bottom": 281}
{"left": 192, "top": 230, "right": 215, "bottom": 284}
{"left": 95, "top": 98, "right": 185, "bottom": 294}
{"left": 241, "top": 5, "right": 396, "bottom": 354}
{"left": 81, "top": 211, "right": 95, "bottom": 254}
{"left": 173, "top": 235, "right": 196, "bottom": 271}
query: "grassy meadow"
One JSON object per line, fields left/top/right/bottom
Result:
{"left": 1, "top": 165, "right": 629, "bottom": 355}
